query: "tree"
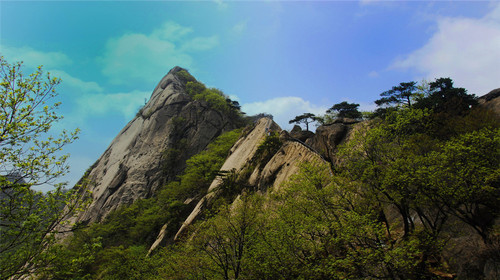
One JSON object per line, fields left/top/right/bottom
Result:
{"left": 327, "top": 101, "right": 363, "bottom": 119}
{"left": 289, "top": 113, "right": 318, "bottom": 131}
{"left": 375, "top": 81, "right": 417, "bottom": 109}
{"left": 192, "top": 194, "right": 262, "bottom": 280}
{"left": 414, "top": 77, "right": 477, "bottom": 116}
{"left": 0, "top": 57, "right": 84, "bottom": 279}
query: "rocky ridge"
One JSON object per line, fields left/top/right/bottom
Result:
{"left": 71, "top": 67, "right": 239, "bottom": 224}
{"left": 147, "top": 117, "right": 331, "bottom": 253}
{"left": 68, "top": 66, "right": 500, "bottom": 272}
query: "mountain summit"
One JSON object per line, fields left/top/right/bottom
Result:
{"left": 71, "top": 68, "right": 241, "bottom": 224}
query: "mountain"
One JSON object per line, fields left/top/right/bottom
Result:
{"left": 55, "top": 69, "right": 499, "bottom": 280}
{"left": 70, "top": 67, "right": 242, "bottom": 225}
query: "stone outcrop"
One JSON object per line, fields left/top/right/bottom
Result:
{"left": 170, "top": 118, "right": 280, "bottom": 242}
{"left": 248, "top": 140, "right": 327, "bottom": 191}
{"left": 163, "top": 118, "right": 329, "bottom": 247}
{"left": 479, "top": 88, "right": 500, "bottom": 115}
{"left": 72, "top": 67, "right": 238, "bottom": 224}
{"left": 306, "top": 118, "right": 360, "bottom": 162}
{"left": 289, "top": 125, "right": 314, "bottom": 142}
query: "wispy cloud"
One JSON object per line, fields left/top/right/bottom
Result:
{"left": 50, "top": 70, "right": 104, "bottom": 93}
{"left": 100, "top": 21, "right": 219, "bottom": 85}
{"left": 232, "top": 21, "right": 247, "bottom": 34}
{"left": 75, "top": 90, "right": 150, "bottom": 121}
{"left": 214, "top": 0, "right": 228, "bottom": 10}
{"left": 181, "top": 36, "right": 219, "bottom": 52}
{"left": 242, "top": 96, "right": 328, "bottom": 130}
{"left": 0, "top": 45, "right": 72, "bottom": 69}
{"left": 391, "top": 3, "right": 500, "bottom": 95}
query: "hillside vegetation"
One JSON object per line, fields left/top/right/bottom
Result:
{"left": 33, "top": 78, "right": 498, "bottom": 280}
{"left": 1, "top": 58, "right": 498, "bottom": 280}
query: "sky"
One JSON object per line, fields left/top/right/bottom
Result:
{"left": 1, "top": 0, "right": 499, "bottom": 189}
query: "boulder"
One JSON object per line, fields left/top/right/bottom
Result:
{"left": 306, "top": 122, "right": 350, "bottom": 161}
{"left": 289, "top": 125, "right": 315, "bottom": 142}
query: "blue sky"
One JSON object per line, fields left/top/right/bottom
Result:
{"left": 1, "top": 0, "right": 499, "bottom": 189}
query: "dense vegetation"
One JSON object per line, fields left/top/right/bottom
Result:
{"left": 36, "top": 128, "right": 243, "bottom": 279}
{"left": 179, "top": 70, "right": 245, "bottom": 126}
{"left": 2, "top": 56, "right": 498, "bottom": 280}
{"left": 36, "top": 77, "right": 498, "bottom": 279}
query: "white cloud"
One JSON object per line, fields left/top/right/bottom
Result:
{"left": 181, "top": 36, "right": 219, "bottom": 52}
{"left": 75, "top": 90, "right": 150, "bottom": 121}
{"left": 50, "top": 70, "right": 104, "bottom": 93}
{"left": 151, "top": 22, "right": 193, "bottom": 41}
{"left": 0, "top": 45, "right": 72, "bottom": 69}
{"left": 101, "top": 22, "right": 219, "bottom": 85}
{"left": 0, "top": 46, "right": 102, "bottom": 94}
{"left": 392, "top": 3, "right": 500, "bottom": 95}
{"left": 242, "top": 96, "right": 328, "bottom": 130}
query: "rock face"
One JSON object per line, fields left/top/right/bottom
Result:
{"left": 479, "top": 88, "right": 500, "bottom": 115}
{"left": 306, "top": 119, "right": 360, "bottom": 162}
{"left": 289, "top": 125, "right": 314, "bottom": 142}
{"left": 73, "top": 67, "right": 238, "bottom": 224}
{"left": 167, "top": 118, "right": 329, "bottom": 245}
{"left": 248, "top": 140, "right": 327, "bottom": 191}
{"left": 171, "top": 118, "right": 280, "bottom": 241}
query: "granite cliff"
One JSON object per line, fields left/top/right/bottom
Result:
{"left": 71, "top": 67, "right": 241, "bottom": 224}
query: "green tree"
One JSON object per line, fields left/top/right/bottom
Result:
{"left": 337, "top": 106, "right": 499, "bottom": 274}
{"left": 375, "top": 81, "right": 417, "bottom": 108}
{"left": 420, "top": 128, "right": 500, "bottom": 243}
{"left": 414, "top": 77, "right": 477, "bottom": 116}
{"left": 192, "top": 194, "right": 262, "bottom": 280}
{"left": 0, "top": 57, "right": 84, "bottom": 279}
{"left": 327, "top": 101, "right": 363, "bottom": 119}
{"left": 245, "top": 162, "right": 421, "bottom": 279}
{"left": 289, "top": 113, "right": 318, "bottom": 131}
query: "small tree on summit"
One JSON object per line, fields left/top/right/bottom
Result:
{"left": 327, "top": 101, "right": 362, "bottom": 119}
{"left": 375, "top": 81, "right": 417, "bottom": 109}
{"left": 289, "top": 113, "right": 318, "bottom": 131}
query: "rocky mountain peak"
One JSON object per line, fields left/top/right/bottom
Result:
{"left": 71, "top": 67, "right": 240, "bottom": 224}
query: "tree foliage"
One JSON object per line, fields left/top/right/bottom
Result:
{"left": 289, "top": 113, "right": 319, "bottom": 131}
{"left": 40, "top": 128, "right": 243, "bottom": 279}
{"left": 0, "top": 57, "right": 85, "bottom": 279}
{"left": 184, "top": 80, "right": 244, "bottom": 120}
{"left": 36, "top": 75, "right": 499, "bottom": 279}
{"left": 375, "top": 81, "right": 417, "bottom": 108}
{"left": 327, "top": 101, "right": 363, "bottom": 119}
{"left": 414, "top": 77, "right": 478, "bottom": 116}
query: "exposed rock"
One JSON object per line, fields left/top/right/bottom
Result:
{"left": 289, "top": 125, "right": 315, "bottom": 142}
{"left": 479, "top": 88, "right": 500, "bottom": 115}
{"left": 248, "top": 140, "right": 328, "bottom": 191}
{"left": 71, "top": 67, "right": 239, "bottom": 224}
{"left": 306, "top": 120, "right": 358, "bottom": 161}
{"left": 171, "top": 118, "right": 280, "bottom": 242}
{"left": 167, "top": 118, "right": 328, "bottom": 246}
{"left": 279, "top": 130, "right": 292, "bottom": 142}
